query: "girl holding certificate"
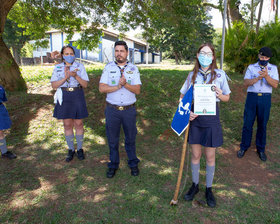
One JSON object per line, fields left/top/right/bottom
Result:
{"left": 179, "top": 43, "right": 231, "bottom": 207}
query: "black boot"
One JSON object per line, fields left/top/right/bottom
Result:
{"left": 66, "top": 150, "right": 75, "bottom": 162}
{"left": 205, "top": 187, "right": 216, "bottom": 207}
{"left": 184, "top": 183, "right": 199, "bottom": 201}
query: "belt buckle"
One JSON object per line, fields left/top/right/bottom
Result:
{"left": 118, "top": 106, "right": 124, "bottom": 111}
{"left": 68, "top": 87, "right": 74, "bottom": 92}
{"left": 258, "top": 93, "right": 262, "bottom": 96}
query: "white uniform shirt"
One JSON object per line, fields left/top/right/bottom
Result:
{"left": 50, "top": 61, "right": 89, "bottom": 87}
{"left": 244, "top": 62, "right": 279, "bottom": 93}
{"left": 180, "top": 69, "right": 231, "bottom": 102}
{"left": 100, "top": 61, "right": 142, "bottom": 106}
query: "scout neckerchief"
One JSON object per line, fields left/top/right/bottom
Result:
{"left": 199, "top": 68, "right": 211, "bottom": 84}
{"left": 115, "top": 61, "right": 128, "bottom": 76}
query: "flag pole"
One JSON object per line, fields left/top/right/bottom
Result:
{"left": 170, "top": 124, "right": 190, "bottom": 205}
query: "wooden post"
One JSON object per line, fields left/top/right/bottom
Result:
{"left": 170, "top": 125, "right": 190, "bottom": 205}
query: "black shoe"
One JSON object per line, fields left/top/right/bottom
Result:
{"left": 131, "top": 166, "right": 139, "bottom": 176}
{"left": 77, "top": 149, "right": 85, "bottom": 160}
{"left": 107, "top": 168, "right": 117, "bottom": 178}
{"left": 257, "top": 151, "right": 267, "bottom": 161}
{"left": 184, "top": 183, "right": 199, "bottom": 201}
{"left": 206, "top": 187, "right": 216, "bottom": 208}
{"left": 66, "top": 150, "right": 75, "bottom": 162}
{"left": 1, "top": 151, "right": 17, "bottom": 159}
{"left": 237, "top": 149, "right": 246, "bottom": 158}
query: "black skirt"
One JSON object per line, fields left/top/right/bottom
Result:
{"left": 188, "top": 103, "right": 223, "bottom": 147}
{"left": 53, "top": 88, "right": 88, "bottom": 119}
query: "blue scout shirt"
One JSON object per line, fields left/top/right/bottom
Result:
{"left": 50, "top": 61, "right": 89, "bottom": 87}
{"left": 100, "top": 61, "right": 142, "bottom": 106}
{"left": 180, "top": 69, "right": 231, "bottom": 102}
{"left": 244, "top": 62, "right": 279, "bottom": 93}
{"left": 0, "top": 85, "right": 8, "bottom": 103}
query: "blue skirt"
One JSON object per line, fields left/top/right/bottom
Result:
{"left": 53, "top": 89, "right": 88, "bottom": 119}
{"left": 188, "top": 103, "right": 223, "bottom": 147}
{"left": 0, "top": 104, "right": 12, "bottom": 130}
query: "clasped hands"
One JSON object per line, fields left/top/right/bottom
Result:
{"left": 258, "top": 66, "right": 268, "bottom": 80}
{"left": 65, "top": 67, "right": 79, "bottom": 80}
{"left": 118, "top": 74, "right": 127, "bottom": 89}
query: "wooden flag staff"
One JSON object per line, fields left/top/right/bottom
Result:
{"left": 170, "top": 125, "right": 190, "bottom": 205}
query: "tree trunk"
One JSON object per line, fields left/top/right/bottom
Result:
{"left": 0, "top": 0, "right": 26, "bottom": 91}
{"left": 256, "top": 0, "right": 264, "bottom": 34}
{"left": 12, "top": 46, "right": 21, "bottom": 65}
{"left": 227, "top": 1, "right": 231, "bottom": 30}
{"left": 228, "top": 0, "right": 244, "bottom": 22}
{"left": 174, "top": 51, "right": 179, "bottom": 65}
{"left": 276, "top": 0, "right": 278, "bottom": 23}
{"left": 0, "top": 36, "right": 26, "bottom": 90}
{"left": 251, "top": 0, "right": 254, "bottom": 29}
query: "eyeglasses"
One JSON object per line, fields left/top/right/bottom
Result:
{"left": 199, "top": 51, "right": 213, "bottom": 57}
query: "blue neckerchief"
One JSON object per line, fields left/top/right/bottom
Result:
{"left": 115, "top": 61, "right": 128, "bottom": 76}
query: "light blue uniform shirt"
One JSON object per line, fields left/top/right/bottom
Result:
{"left": 244, "top": 62, "right": 279, "bottom": 93}
{"left": 50, "top": 61, "right": 89, "bottom": 87}
{"left": 100, "top": 61, "right": 142, "bottom": 106}
{"left": 180, "top": 69, "right": 231, "bottom": 102}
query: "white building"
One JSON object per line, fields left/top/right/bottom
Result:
{"left": 33, "top": 28, "right": 161, "bottom": 64}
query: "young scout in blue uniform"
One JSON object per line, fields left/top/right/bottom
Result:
{"left": 51, "top": 46, "right": 89, "bottom": 162}
{"left": 237, "top": 47, "right": 279, "bottom": 162}
{"left": 99, "top": 41, "right": 141, "bottom": 178}
{"left": 0, "top": 85, "right": 17, "bottom": 159}
{"left": 180, "top": 43, "right": 231, "bottom": 207}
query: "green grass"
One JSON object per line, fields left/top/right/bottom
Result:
{"left": 0, "top": 65, "right": 279, "bottom": 223}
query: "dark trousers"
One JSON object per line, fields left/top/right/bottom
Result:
{"left": 240, "top": 92, "right": 271, "bottom": 152}
{"left": 105, "top": 105, "right": 140, "bottom": 169}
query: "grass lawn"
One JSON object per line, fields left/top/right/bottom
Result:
{"left": 0, "top": 65, "right": 279, "bottom": 223}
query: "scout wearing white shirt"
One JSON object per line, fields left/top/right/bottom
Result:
{"left": 99, "top": 40, "right": 141, "bottom": 179}
{"left": 100, "top": 61, "right": 142, "bottom": 106}
{"left": 238, "top": 47, "right": 279, "bottom": 162}
{"left": 51, "top": 46, "right": 89, "bottom": 162}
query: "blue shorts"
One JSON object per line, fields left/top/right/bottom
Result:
{"left": 0, "top": 104, "right": 12, "bottom": 130}
{"left": 188, "top": 103, "right": 223, "bottom": 148}
{"left": 53, "top": 89, "right": 88, "bottom": 119}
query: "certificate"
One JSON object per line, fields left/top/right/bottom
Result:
{"left": 194, "top": 84, "right": 216, "bottom": 115}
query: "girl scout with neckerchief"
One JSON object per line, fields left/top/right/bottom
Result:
{"left": 0, "top": 85, "right": 17, "bottom": 159}
{"left": 179, "top": 43, "right": 231, "bottom": 207}
{"left": 51, "top": 46, "right": 89, "bottom": 162}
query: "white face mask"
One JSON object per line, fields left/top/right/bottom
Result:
{"left": 198, "top": 55, "right": 213, "bottom": 68}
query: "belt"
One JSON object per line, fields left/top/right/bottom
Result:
{"left": 61, "top": 86, "right": 82, "bottom": 92}
{"left": 248, "top": 92, "right": 271, "bottom": 96}
{"left": 106, "top": 102, "right": 135, "bottom": 111}
{"left": 0, "top": 102, "right": 2, "bottom": 105}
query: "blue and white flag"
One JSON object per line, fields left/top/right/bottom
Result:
{"left": 171, "top": 85, "right": 193, "bottom": 136}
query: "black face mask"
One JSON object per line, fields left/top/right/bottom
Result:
{"left": 258, "top": 58, "right": 269, "bottom": 67}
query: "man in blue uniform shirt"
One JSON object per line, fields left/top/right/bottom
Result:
{"left": 99, "top": 40, "right": 141, "bottom": 178}
{"left": 237, "top": 47, "right": 279, "bottom": 161}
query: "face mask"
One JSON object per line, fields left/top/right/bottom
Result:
{"left": 258, "top": 59, "right": 269, "bottom": 67}
{"left": 63, "top": 55, "right": 75, "bottom": 64}
{"left": 198, "top": 55, "right": 213, "bottom": 68}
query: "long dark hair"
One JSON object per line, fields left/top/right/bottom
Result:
{"left": 191, "top": 43, "right": 218, "bottom": 84}
{"left": 60, "top": 45, "right": 75, "bottom": 56}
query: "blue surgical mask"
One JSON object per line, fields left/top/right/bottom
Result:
{"left": 63, "top": 55, "right": 75, "bottom": 64}
{"left": 198, "top": 55, "right": 213, "bottom": 68}
{"left": 258, "top": 59, "right": 269, "bottom": 67}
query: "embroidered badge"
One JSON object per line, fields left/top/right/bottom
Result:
{"left": 216, "top": 73, "right": 221, "bottom": 78}
{"left": 110, "top": 71, "right": 117, "bottom": 73}
{"left": 127, "top": 71, "right": 133, "bottom": 74}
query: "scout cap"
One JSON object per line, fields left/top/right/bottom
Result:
{"left": 259, "top": 47, "right": 272, "bottom": 58}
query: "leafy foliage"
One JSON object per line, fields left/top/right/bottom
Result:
{"left": 122, "top": 0, "right": 214, "bottom": 64}
{"left": 224, "top": 21, "right": 280, "bottom": 73}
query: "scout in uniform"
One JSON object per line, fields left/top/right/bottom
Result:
{"left": 99, "top": 41, "right": 141, "bottom": 178}
{"left": 0, "top": 85, "right": 17, "bottom": 159}
{"left": 51, "top": 46, "right": 89, "bottom": 162}
{"left": 180, "top": 43, "right": 231, "bottom": 207}
{"left": 237, "top": 47, "right": 279, "bottom": 161}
